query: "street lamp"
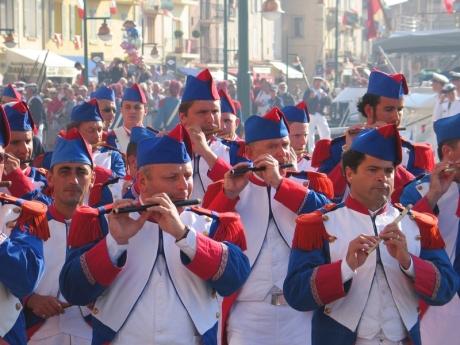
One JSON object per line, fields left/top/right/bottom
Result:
{"left": 82, "top": 0, "right": 111, "bottom": 85}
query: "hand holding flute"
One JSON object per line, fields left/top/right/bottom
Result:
{"left": 108, "top": 194, "right": 198, "bottom": 245}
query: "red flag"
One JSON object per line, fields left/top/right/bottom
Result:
{"left": 444, "top": 0, "right": 454, "bottom": 13}
{"left": 77, "top": 0, "right": 85, "bottom": 19}
{"left": 366, "top": 0, "right": 382, "bottom": 40}
{"left": 110, "top": 0, "right": 117, "bottom": 15}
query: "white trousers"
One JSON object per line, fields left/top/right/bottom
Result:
{"left": 227, "top": 299, "right": 311, "bottom": 345}
{"left": 308, "top": 112, "right": 331, "bottom": 153}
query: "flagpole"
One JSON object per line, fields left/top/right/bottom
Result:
{"left": 83, "top": 0, "right": 89, "bottom": 86}
{"left": 334, "top": 0, "right": 339, "bottom": 89}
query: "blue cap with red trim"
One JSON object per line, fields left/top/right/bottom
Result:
{"left": 122, "top": 83, "right": 147, "bottom": 104}
{"left": 137, "top": 124, "right": 192, "bottom": 168}
{"left": 51, "top": 128, "right": 93, "bottom": 168}
{"left": 91, "top": 86, "right": 116, "bottom": 102}
{"left": 434, "top": 112, "right": 460, "bottom": 144}
{"left": 219, "top": 89, "right": 236, "bottom": 115}
{"left": 2, "top": 84, "right": 21, "bottom": 100}
{"left": 367, "top": 70, "right": 409, "bottom": 100}
{"left": 71, "top": 99, "right": 103, "bottom": 123}
{"left": 130, "top": 126, "right": 157, "bottom": 145}
{"left": 3, "top": 101, "right": 35, "bottom": 132}
{"left": 245, "top": 107, "right": 289, "bottom": 144}
{"left": 282, "top": 101, "right": 310, "bottom": 123}
{"left": 350, "top": 124, "right": 402, "bottom": 164}
{"left": 182, "top": 69, "right": 220, "bottom": 102}
{"left": 0, "top": 106, "right": 11, "bottom": 147}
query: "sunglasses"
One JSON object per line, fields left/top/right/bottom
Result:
{"left": 101, "top": 107, "right": 117, "bottom": 113}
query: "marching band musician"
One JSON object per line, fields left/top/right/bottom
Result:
{"left": 59, "top": 124, "right": 250, "bottom": 345}
{"left": 25, "top": 129, "right": 95, "bottom": 345}
{"left": 68, "top": 100, "right": 126, "bottom": 178}
{"left": 284, "top": 124, "right": 458, "bottom": 345}
{"left": 203, "top": 107, "right": 331, "bottom": 345}
{"left": 0, "top": 103, "right": 47, "bottom": 345}
{"left": 312, "top": 70, "right": 419, "bottom": 202}
{"left": 400, "top": 113, "right": 460, "bottom": 345}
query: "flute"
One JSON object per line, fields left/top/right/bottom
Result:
{"left": 112, "top": 198, "right": 201, "bottom": 214}
{"left": 347, "top": 127, "right": 406, "bottom": 136}
{"left": 0, "top": 181, "right": 12, "bottom": 188}
{"left": 230, "top": 163, "right": 294, "bottom": 176}
{"left": 203, "top": 127, "right": 221, "bottom": 136}
{"left": 366, "top": 204, "right": 413, "bottom": 255}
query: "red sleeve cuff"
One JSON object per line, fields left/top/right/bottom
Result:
{"left": 412, "top": 254, "right": 440, "bottom": 299}
{"left": 185, "top": 232, "right": 223, "bottom": 280}
{"left": 413, "top": 196, "right": 435, "bottom": 215}
{"left": 4, "top": 168, "right": 34, "bottom": 197}
{"left": 274, "top": 177, "right": 308, "bottom": 213}
{"left": 312, "top": 260, "right": 346, "bottom": 305}
{"left": 207, "top": 157, "right": 231, "bottom": 182}
{"left": 82, "top": 238, "right": 123, "bottom": 286}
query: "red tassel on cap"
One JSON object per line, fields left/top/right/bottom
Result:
{"left": 170, "top": 124, "right": 192, "bottom": 157}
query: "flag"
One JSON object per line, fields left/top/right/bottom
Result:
{"left": 77, "top": 0, "right": 85, "bottom": 19}
{"left": 366, "top": 0, "right": 383, "bottom": 40}
{"left": 444, "top": 0, "right": 454, "bottom": 13}
{"left": 110, "top": 0, "right": 117, "bottom": 15}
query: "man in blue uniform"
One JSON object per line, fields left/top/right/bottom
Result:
{"left": 284, "top": 124, "right": 458, "bottom": 345}
{"left": 59, "top": 124, "right": 250, "bottom": 345}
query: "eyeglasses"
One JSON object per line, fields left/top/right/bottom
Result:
{"left": 102, "top": 107, "right": 116, "bottom": 113}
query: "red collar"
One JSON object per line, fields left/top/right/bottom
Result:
{"left": 48, "top": 203, "right": 68, "bottom": 223}
{"left": 344, "top": 195, "right": 387, "bottom": 216}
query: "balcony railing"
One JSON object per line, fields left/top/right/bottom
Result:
{"left": 392, "top": 13, "right": 460, "bottom": 32}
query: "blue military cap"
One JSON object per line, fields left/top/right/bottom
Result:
{"left": 182, "top": 69, "right": 220, "bottom": 102}
{"left": 434, "top": 113, "right": 460, "bottom": 145}
{"left": 367, "top": 70, "right": 409, "bottom": 100}
{"left": 130, "top": 126, "right": 157, "bottom": 145}
{"left": 245, "top": 108, "right": 289, "bottom": 144}
{"left": 91, "top": 86, "right": 116, "bottom": 102}
{"left": 51, "top": 128, "right": 93, "bottom": 168}
{"left": 122, "top": 83, "right": 147, "bottom": 104}
{"left": 219, "top": 89, "right": 236, "bottom": 115}
{"left": 282, "top": 101, "right": 310, "bottom": 123}
{"left": 350, "top": 124, "right": 402, "bottom": 164}
{"left": 137, "top": 124, "right": 191, "bottom": 168}
{"left": 71, "top": 99, "right": 103, "bottom": 123}
{"left": 3, "top": 101, "right": 35, "bottom": 132}
{"left": 2, "top": 84, "right": 21, "bottom": 100}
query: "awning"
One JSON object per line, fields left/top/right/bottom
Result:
{"left": 373, "top": 29, "right": 460, "bottom": 54}
{"left": 270, "top": 61, "right": 303, "bottom": 79}
{"left": 5, "top": 48, "right": 77, "bottom": 79}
